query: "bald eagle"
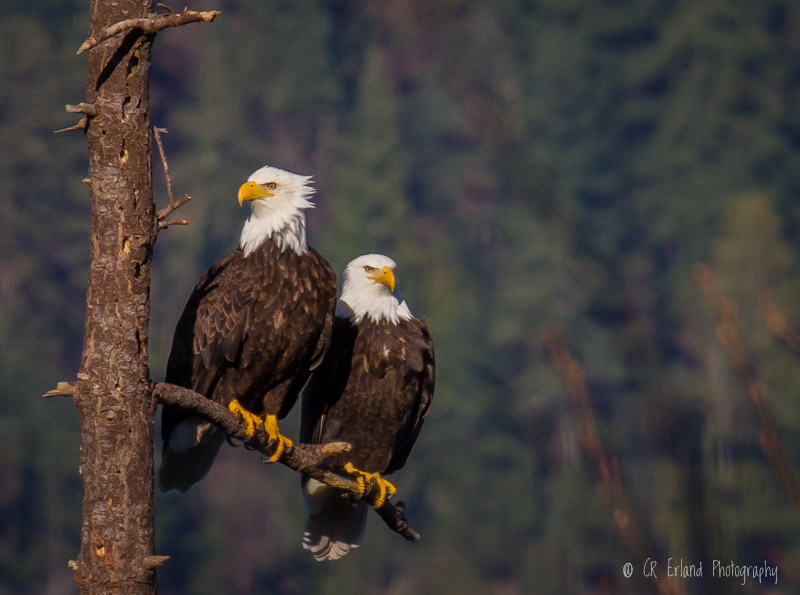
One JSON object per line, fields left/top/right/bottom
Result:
{"left": 158, "top": 165, "right": 336, "bottom": 493}
{"left": 300, "top": 254, "right": 435, "bottom": 561}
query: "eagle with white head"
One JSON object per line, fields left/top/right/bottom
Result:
{"left": 159, "top": 165, "right": 336, "bottom": 493}
{"left": 300, "top": 254, "right": 435, "bottom": 561}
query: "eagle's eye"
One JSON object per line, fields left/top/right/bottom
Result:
{"left": 266, "top": 182, "right": 277, "bottom": 190}
{"left": 363, "top": 266, "right": 376, "bottom": 273}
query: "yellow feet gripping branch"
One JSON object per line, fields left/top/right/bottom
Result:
{"left": 228, "top": 399, "right": 263, "bottom": 436}
{"left": 227, "top": 400, "right": 293, "bottom": 462}
{"left": 263, "top": 413, "right": 293, "bottom": 462}
{"left": 343, "top": 462, "right": 396, "bottom": 508}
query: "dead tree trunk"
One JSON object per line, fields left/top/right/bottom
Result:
{"left": 72, "top": 0, "right": 157, "bottom": 592}
{"left": 58, "top": 4, "right": 221, "bottom": 591}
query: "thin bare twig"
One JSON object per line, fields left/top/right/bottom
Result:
{"left": 55, "top": 103, "right": 97, "bottom": 134}
{"left": 153, "top": 127, "right": 175, "bottom": 202}
{"left": 153, "top": 382, "right": 420, "bottom": 542}
{"left": 76, "top": 9, "right": 221, "bottom": 55}
{"left": 153, "top": 126, "right": 192, "bottom": 229}
{"left": 545, "top": 330, "right": 684, "bottom": 595}
{"left": 158, "top": 218, "right": 189, "bottom": 229}
{"left": 55, "top": 119, "right": 87, "bottom": 134}
{"left": 694, "top": 264, "right": 800, "bottom": 511}
{"left": 42, "top": 381, "right": 78, "bottom": 398}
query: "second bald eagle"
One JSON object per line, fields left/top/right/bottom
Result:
{"left": 300, "top": 254, "right": 435, "bottom": 561}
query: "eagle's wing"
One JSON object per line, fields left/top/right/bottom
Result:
{"left": 165, "top": 252, "right": 253, "bottom": 396}
{"left": 160, "top": 251, "right": 254, "bottom": 483}
{"left": 385, "top": 318, "right": 435, "bottom": 474}
{"left": 300, "top": 316, "right": 356, "bottom": 446}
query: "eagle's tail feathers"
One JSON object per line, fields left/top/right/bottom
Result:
{"left": 302, "top": 478, "right": 368, "bottom": 561}
{"left": 158, "top": 418, "right": 224, "bottom": 493}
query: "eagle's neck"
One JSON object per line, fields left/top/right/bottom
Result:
{"left": 337, "top": 288, "right": 413, "bottom": 325}
{"left": 240, "top": 198, "right": 311, "bottom": 257}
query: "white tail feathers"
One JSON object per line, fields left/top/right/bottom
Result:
{"left": 302, "top": 478, "right": 368, "bottom": 561}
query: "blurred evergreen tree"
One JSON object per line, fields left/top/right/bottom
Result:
{"left": 705, "top": 194, "right": 800, "bottom": 568}
{"left": 7, "top": 0, "right": 800, "bottom": 592}
{"left": 0, "top": 5, "right": 87, "bottom": 593}
{"left": 320, "top": 43, "right": 411, "bottom": 271}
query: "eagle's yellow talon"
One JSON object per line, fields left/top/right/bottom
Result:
{"left": 343, "top": 462, "right": 366, "bottom": 494}
{"left": 343, "top": 462, "right": 395, "bottom": 507}
{"left": 263, "top": 414, "right": 292, "bottom": 462}
{"left": 266, "top": 434, "right": 293, "bottom": 463}
{"left": 228, "top": 399, "right": 265, "bottom": 437}
{"left": 383, "top": 477, "right": 397, "bottom": 496}
{"left": 227, "top": 404, "right": 291, "bottom": 460}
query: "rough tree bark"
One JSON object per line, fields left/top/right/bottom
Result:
{"left": 71, "top": 0, "right": 158, "bottom": 592}
{"left": 54, "top": 2, "right": 224, "bottom": 591}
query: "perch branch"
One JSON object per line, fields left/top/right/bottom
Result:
{"left": 694, "top": 264, "right": 800, "bottom": 511}
{"left": 153, "top": 382, "right": 420, "bottom": 541}
{"left": 545, "top": 330, "right": 684, "bottom": 595}
{"left": 77, "top": 9, "right": 221, "bottom": 54}
{"left": 153, "top": 127, "right": 191, "bottom": 230}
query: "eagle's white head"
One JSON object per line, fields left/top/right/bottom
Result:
{"left": 238, "top": 165, "right": 315, "bottom": 256}
{"left": 338, "top": 254, "right": 414, "bottom": 324}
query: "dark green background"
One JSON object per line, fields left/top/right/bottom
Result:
{"left": 3, "top": 1, "right": 800, "bottom": 593}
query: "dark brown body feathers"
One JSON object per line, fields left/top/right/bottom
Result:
{"left": 159, "top": 238, "right": 336, "bottom": 492}
{"left": 301, "top": 315, "right": 434, "bottom": 474}
{"left": 301, "top": 312, "right": 434, "bottom": 560}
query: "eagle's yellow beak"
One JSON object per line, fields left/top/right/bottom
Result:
{"left": 238, "top": 181, "right": 274, "bottom": 206}
{"left": 369, "top": 266, "right": 396, "bottom": 293}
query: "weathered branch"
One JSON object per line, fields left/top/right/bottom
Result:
{"left": 66, "top": 103, "right": 98, "bottom": 117}
{"left": 140, "top": 555, "right": 170, "bottom": 570}
{"left": 54, "top": 118, "right": 87, "bottom": 134}
{"left": 694, "top": 264, "right": 800, "bottom": 511}
{"left": 153, "top": 126, "right": 191, "bottom": 230}
{"left": 55, "top": 103, "right": 96, "bottom": 133}
{"left": 77, "top": 9, "right": 221, "bottom": 55}
{"left": 375, "top": 499, "right": 420, "bottom": 541}
{"left": 545, "top": 330, "right": 684, "bottom": 595}
{"left": 158, "top": 218, "right": 189, "bottom": 229}
{"left": 152, "top": 382, "right": 421, "bottom": 541}
{"left": 42, "top": 381, "right": 78, "bottom": 398}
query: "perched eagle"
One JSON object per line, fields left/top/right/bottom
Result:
{"left": 300, "top": 254, "right": 435, "bottom": 561}
{"left": 158, "top": 165, "right": 336, "bottom": 493}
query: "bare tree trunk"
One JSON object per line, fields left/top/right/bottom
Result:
{"left": 72, "top": 0, "right": 157, "bottom": 591}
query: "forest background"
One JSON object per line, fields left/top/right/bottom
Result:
{"left": 3, "top": 0, "right": 800, "bottom": 593}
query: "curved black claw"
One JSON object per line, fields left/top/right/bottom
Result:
{"left": 343, "top": 462, "right": 396, "bottom": 508}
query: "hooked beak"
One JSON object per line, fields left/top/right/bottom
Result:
{"left": 238, "top": 181, "right": 274, "bottom": 206}
{"left": 369, "top": 266, "right": 396, "bottom": 292}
